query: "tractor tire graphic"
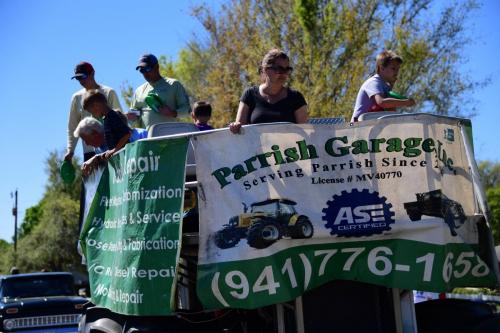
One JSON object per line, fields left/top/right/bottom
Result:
{"left": 247, "top": 220, "right": 282, "bottom": 249}
{"left": 291, "top": 217, "right": 314, "bottom": 239}
{"left": 444, "top": 205, "right": 463, "bottom": 237}
{"left": 214, "top": 228, "right": 240, "bottom": 249}
{"left": 406, "top": 208, "right": 422, "bottom": 222}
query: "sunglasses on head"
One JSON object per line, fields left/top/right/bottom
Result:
{"left": 266, "top": 66, "right": 293, "bottom": 74}
{"left": 139, "top": 66, "right": 153, "bottom": 74}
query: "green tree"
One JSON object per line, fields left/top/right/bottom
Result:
{"left": 17, "top": 152, "right": 80, "bottom": 240}
{"left": 120, "top": 81, "right": 135, "bottom": 109}
{"left": 44, "top": 151, "right": 81, "bottom": 200}
{"left": 19, "top": 201, "right": 44, "bottom": 239}
{"left": 479, "top": 161, "right": 500, "bottom": 244}
{"left": 0, "top": 240, "right": 13, "bottom": 274}
{"left": 486, "top": 186, "right": 500, "bottom": 245}
{"left": 151, "top": 0, "right": 481, "bottom": 128}
{"left": 0, "top": 151, "right": 83, "bottom": 273}
{"left": 479, "top": 160, "right": 500, "bottom": 189}
{"left": 15, "top": 193, "right": 81, "bottom": 272}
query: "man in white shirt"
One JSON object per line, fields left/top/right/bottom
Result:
{"left": 64, "top": 62, "right": 122, "bottom": 162}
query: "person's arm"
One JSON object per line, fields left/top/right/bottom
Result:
{"left": 294, "top": 105, "right": 309, "bottom": 124}
{"left": 65, "top": 95, "right": 80, "bottom": 161}
{"left": 229, "top": 102, "right": 250, "bottom": 133}
{"left": 108, "top": 89, "right": 123, "bottom": 113}
{"left": 127, "top": 88, "right": 141, "bottom": 123}
{"left": 104, "top": 132, "right": 131, "bottom": 160}
{"left": 373, "top": 94, "right": 416, "bottom": 109}
{"left": 82, "top": 152, "right": 112, "bottom": 176}
{"left": 82, "top": 154, "right": 100, "bottom": 177}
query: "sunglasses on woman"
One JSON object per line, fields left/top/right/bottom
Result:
{"left": 266, "top": 66, "right": 293, "bottom": 74}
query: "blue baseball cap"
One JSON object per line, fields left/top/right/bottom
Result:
{"left": 136, "top": 54, "right": 158, "bottom": 70}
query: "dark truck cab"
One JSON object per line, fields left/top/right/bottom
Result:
{"left": 0, "top": 272, "right": 87, "bottom": 333}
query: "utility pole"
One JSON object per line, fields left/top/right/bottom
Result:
{"left": 12, "top": 189, "right": 18, "bottom": 253}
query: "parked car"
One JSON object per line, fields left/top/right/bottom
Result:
{"left": 0, "top": 272, "right": 88, "bottom": 333}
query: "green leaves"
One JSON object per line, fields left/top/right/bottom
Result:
{"left": 486, "top": 186, "right": 500, "bottom": 245}
{"left": 155, "top": 0, "right": 482, "bottom": 127}
{"left": 294, "top": 0, "right": 318, "bottom": 35}
{"left": 15, "top": 193, "right": 80, "bottom": 272}
{"left": 479, "top": 160, "right": 500, "bottom": 245}
{"left": 0, "top": 151, "right": 84, "bottom": 274}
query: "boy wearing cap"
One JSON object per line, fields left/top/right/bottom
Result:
{"left": 128, "top": 54, "right": 190, "bottom": 128}
{"left": 65, "top": 61, "right": 122, "bottom": 162}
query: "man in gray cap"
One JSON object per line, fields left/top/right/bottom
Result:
{"left": 65, "top": 61, "right": 122, "bottom": 163}
{"left": 128, "top": 54, "right": 190, "bottom": 128}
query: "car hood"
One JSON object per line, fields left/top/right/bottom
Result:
{"left": 1, "top": 296, "right": 87, "bottom": 310}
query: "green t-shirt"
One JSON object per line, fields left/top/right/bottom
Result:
{"left": 131, "top": 77, "right": 190, "bottom": 128}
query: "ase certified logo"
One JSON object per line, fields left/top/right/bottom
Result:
{"left": 322, "top": 189, "right": 395, "bottom": 237}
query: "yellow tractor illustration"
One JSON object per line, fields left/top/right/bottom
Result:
{"left": 214, "top": 198, "right": 314, "bottom": 249}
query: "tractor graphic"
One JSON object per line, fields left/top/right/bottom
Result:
{"left": 403, "top": 189, "right": 466, "bottom": 236}
{"left": 214, "top": 198, "right": 314, "bottom": 250}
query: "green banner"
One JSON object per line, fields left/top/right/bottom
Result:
{"left": 80, "top": 138, "right": 188, "bottom": 316}
{"left": 193, "top": 115, "right": 497, "bottom": 310}
{"left": 198, "top": 240, "right": 491, "bottom": 309}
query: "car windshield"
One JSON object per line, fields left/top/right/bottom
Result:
{"left": 251, "top": 202, "right": 277, "bottom": 214}
{"left": 1, "top": 275, "right": 75, "bottom": 299}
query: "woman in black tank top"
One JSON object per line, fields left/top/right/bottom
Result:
{"left": 229, "top": 49, "right": 308, "bottom": 133}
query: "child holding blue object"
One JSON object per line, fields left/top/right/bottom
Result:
{"left": 351, "top": 50, "right": 416, "bottom": 122}
{"left": 191, "top": 101, "right": 214, "bottom": 131}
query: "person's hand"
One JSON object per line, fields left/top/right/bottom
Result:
{"left": 158, "top": 105, "right": 177, "bottom": 118}
{"left": 64, "top": 151, "right": 73, "bottom": 162}
{"left": 104, "top": 149, "right": 116, "bottom": 160}
{"left": 406, "top": 98, "right": 416, "bottom": 107}
{"left": 81, "top": 154, "right": 107, "bottom": 177}
{"left": 81, "top": 159, "right": 96, "bottom": 177}
{"left": 229, "top": 121, "right": 242, "bottom": 134}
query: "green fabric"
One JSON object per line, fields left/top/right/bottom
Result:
{"left": 80, "top": 138, "right": 189, "bottom": 315}
{"left": 198, "top": 240, "right": 496, "bottom": 309}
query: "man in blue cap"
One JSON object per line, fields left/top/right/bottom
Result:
{"left": 128, "top": 54, "right": 190, "bottom": 128}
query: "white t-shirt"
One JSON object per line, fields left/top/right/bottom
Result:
{"left": 351, "top": 74, "right": 391, "bottom": 121}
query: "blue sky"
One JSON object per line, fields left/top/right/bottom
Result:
{"left": 0, "top": 0, "right": 499, "bottom": 243}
